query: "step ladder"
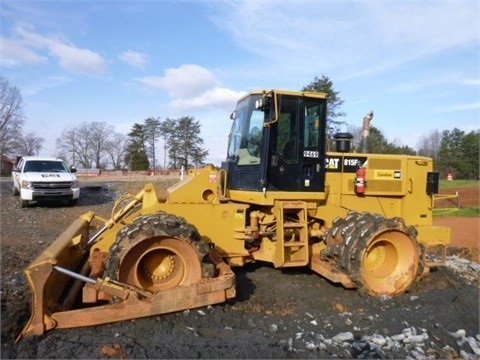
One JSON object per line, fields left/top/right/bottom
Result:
{"left": 274, "top": 201, "right": 309, "bottom": 267}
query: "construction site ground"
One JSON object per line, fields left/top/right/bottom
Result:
{"left": 1, "top": 175, "right": 478, "bottom": 359}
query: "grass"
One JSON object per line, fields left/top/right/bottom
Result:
{"left": 439, "top": 179, "right": 479, "bottom": 190}
{"left": 434, "top": 179, "right": 479, "bottom": 217}
{"left": 434, "top": 206, "right": 480, "bottom": 217}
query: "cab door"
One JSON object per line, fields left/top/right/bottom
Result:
{"left": 266, "top": 96, "right": 326, "bottom": 192}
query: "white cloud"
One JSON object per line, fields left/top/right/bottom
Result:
{"left": 169, "top": 87, "right": 244, "bottom": 113}
{"left": 22, "top": 76, "right": 73, "bottom": 96}
{"left": 389, "top": 72, "right": 472, "bottom": 94}
{"left": 49, "top": 41, "right": 107, "bottom": 76}
{"left": 136, "top": 64, "right": 245, "bottom": 111}
{"left": 119, "top": 50, "right": 148, "bottom": 69}
{"left": 10, "top": 25, "right": 107, "bottom": 76}
{"left": 460, "top": 78, "right": 480, "bottom": 86}
{"left": 0, "top": 36, "right": 46, "bottom": 67}
{"left": 438, "top": 102, "right": 480, "bottom": 113}
{"left": 136, "top": 64, "right": 219, "bottom": 97}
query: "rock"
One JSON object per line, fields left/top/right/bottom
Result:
{"left": 332, "top": 331, "right": 354, "bottom": 342}
{"left": 450, "top": 329, "right": 467, "bottom": 339}
{"left": 268, "top": 324, "right": 278, "bottom": 333}
{"left": 467, "top": 336, "right": 480, "bottom": 355}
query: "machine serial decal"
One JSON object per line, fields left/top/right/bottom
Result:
{"left": 325, "top": 156, "right": 368, "bottom": 173}
{"left": 303, "top": 150, "right": 319, "bottom": 158}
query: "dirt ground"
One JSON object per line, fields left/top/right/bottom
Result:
{"left": 1, "top": 177, "right": 479, "bottom": 359}
{"left": 433, "top": 185, "right": 480, "bottom": 262}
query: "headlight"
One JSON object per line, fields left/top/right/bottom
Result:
{"left": 21, "top": 180, "right": 32, "bottom": 189}
{"left": 71, "top": 180, "right": 79, "bottom": 189}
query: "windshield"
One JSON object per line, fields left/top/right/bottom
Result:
{"left": 227, "top": 94, "right": 264, "bottom": 165}
{"left": 24, "top": 160, "right": 69, "bottom": 173}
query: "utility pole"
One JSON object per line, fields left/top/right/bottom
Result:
{"left": 152, "top": 125, "right": 155, "bottom": 175}
{"left": 163, "top": 141, "right": 167, "bottom": 171}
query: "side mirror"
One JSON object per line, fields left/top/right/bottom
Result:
{"left": 70, "top": 167, "right": 77, "bottom": 173}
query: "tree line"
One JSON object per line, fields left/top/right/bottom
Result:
{"left": 124, "top": 116, "right": 207, "bottom": 172}
{"left": 1, "top": 75, "right": 478, "bottom": 178}
{"left": 54, "top": 116, "right": 208, "bottom": 172}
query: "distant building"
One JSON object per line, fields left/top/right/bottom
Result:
{"left": 0, "top": 156, "right": 14, "bottom": 176}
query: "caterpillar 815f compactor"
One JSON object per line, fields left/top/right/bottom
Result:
{"left": 19, "top": 89, "right": 450, "bottom": 340}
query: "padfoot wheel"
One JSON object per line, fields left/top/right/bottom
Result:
{"left": 104, "top": 211, "right": 214, "bottom": 294}
{"left": 322, "top": 211, "right": 424, "bottom": 296}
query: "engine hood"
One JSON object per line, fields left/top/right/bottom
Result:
{"left": 22, "top": 172, "right": 77, "bottom": 182}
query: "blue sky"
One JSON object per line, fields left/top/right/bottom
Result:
{"left": 1, "top": 0, "right": 479, "bottom": 165}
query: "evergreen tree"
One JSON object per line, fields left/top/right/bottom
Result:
{"left": 125, "top": 123, "right": 149, "bottom": 171}
{"left": 172, "top": 116, "right": 208, "bottom": 170}
{"left": 144, "top": 117, "right": 162, "bottom": 173}
{"left": 159, "top": 118, "right": 176, "bottom": 170}
{"left": 462, "top": 130, "right": 480, "bottom": 180}
{"left": 438, "top": 128, "right": 466, "bottom": 178}
{"left": 126, "top": 116, "right": 208, "bottom": 171}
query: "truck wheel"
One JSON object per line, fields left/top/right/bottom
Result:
{"left": 322, "top": 211, "right": 423, "bottom": 296}
{"left": 21, "top": 199, "right": 29, "bottom": 208}
{"left": 104, "top": 211, "right": 213, "bottom": 294}
{"left": 70, "top": 198, "right": 78, "bottom": 206}
{"left": 12, "top": 185, "right": 19, "bottom": 196}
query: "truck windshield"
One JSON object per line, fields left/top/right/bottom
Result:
{"left": 24, "top": 161, "right": 69, "bottom": 173}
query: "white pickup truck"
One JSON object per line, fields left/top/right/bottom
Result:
{"left": 12, "top": 156, "right": 80, "bottom": 208}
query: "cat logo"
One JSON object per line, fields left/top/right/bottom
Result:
{"left": 325, "top": 157, "right": 340, "bottom": 169}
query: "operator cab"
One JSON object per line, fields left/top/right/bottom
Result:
{"left": 222, "top": 90, "right": 327, "bottom": 192}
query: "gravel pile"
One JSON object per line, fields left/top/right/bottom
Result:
{"left": 446, "top": 255, "right": 480, "bottom": 284}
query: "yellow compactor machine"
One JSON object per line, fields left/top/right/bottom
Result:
{"left": 19, "top": 89, "right": 450, "bottom": 339}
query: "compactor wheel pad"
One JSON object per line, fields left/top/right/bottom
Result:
{"left": 104, "top": 212, "right": 213, "bottom": 294}
{"left": 322, "top": 211, "right": 423, "bottom": 296}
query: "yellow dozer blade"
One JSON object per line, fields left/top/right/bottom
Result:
{"left": 18, "top": 187, "right": 236, "bottom": 341}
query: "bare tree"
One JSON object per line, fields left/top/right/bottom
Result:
{"left": 56, "top": 129, "right": 78, "bottom": 166}
{"left": 417, "top": 129, "right": 442, "bottom": 162}
{"left": 346, "top": 124, "right": 363, "bottom": 152}
{"left": 16, "top": 133, "right": 45, "bottom": 156}
{"left": 0, "top": 76, "right": 25, "bottom": 156}
{"left": 88, "top": 121, "right": 114, "bottom": 168}
{"left": 56, "top": 127, "right": 91, "bottom": 168}
{"left": 56, "top": 124, "right": 94, "bottom": 168}
{"left": 105, "top": 132, "right": 128, "bottom": 170}
{"left": 56, "top": 121, "right": 118, "bottom": 168}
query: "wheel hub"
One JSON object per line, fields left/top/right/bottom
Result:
{"left": 141, "top": 251, "right": 176, "bottom": 281}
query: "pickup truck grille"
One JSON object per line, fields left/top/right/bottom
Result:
{"left": 32, "top": 182, "right": 72, "bottom": 190}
